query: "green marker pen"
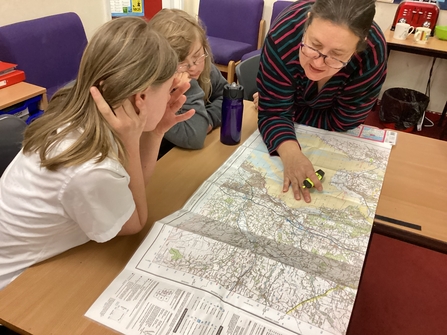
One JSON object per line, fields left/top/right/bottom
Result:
{"left": 302, "top": 169, "right": 325, "bottom": 189}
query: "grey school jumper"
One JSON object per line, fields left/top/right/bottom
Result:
{"left": 163, "top": 64, "right": 227, "bottom": 149}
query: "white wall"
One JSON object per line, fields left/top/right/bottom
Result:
{"left": 163, "top": 0, "right": 184, "bottom": 9}
{"left": 0, "top": 0, "right": 111, "bottom": 40}
{"left": 187, "top": 1, "right": 447, "bottom": 113}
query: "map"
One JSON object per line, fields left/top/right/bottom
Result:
{"left": 86, "top": 125, "right": 392, "bottom": 335}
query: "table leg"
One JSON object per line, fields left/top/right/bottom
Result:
{"left": 439, "top": 100, "right": 447, "bottom": 127}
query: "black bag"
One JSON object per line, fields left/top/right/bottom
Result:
{"left": 379, "top": 88, "right": 429, "bottom": 131}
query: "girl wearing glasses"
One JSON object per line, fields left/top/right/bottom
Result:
{"left": 0, "top": 17, "right": 193, "bottom": 290}
{"left": 148, "top": 9, "right": 228, "bottom": 154}
{"left": 257, "top": 0, "right": 387, "bottom": 203}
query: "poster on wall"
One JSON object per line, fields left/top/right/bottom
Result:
{"left": 391, "top": 0, "right": 447, "bottom": 11}
{"left": 110, "top": 0, "right": 144, "bottom": 17}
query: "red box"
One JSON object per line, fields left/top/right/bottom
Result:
{"left": 0, "top": 70, "right": 26, "bottom": 89}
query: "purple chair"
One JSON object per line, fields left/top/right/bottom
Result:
{"left": 199, "top": 0, "right": 264, "bottom": 83}
{"left": 241, "top": 1, "right": 294, "bottom": 61}
{"left": 0, "top": 12, "right": 87, "bottom": 100}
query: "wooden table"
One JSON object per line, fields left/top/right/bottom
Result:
{"left": 384, "top": 28, "right": 447, "bottom": 127}
{"left": 0, "top": 82, "right": 48, "bottom": 111}
{"left": 1, "top": 101, "right": 447, "bottom": 334}
{"left": 373, "top": 131, "right": 447, "bottom": 252}
{"left": 385, "top": 28, "right": 447, "bottom": 58}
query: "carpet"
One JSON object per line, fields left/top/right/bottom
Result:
{"left": 348, "top": 233, "right": 447, "bottom": 335}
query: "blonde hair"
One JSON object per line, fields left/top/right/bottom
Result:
{"left": 23, "top": 17, "right": 178, "bottom": 170}
{"left": 148, "top": 9, "right": 213, "bottom": 101}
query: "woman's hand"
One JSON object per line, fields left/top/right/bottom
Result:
{"left": 150, "top": 76, "right": 195, "bottom": 137}
{"left": 277, "top": 141, "right": 323, "bottom": 203}
{"left": 253, "top": 92, "right": 259, "bottom": 109}
{"left": 90, "top": 86, "right": 145, "bottom": 148}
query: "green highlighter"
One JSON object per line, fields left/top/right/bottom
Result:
{"left": 302, "top": 169, "right": 325, "bottom": 189}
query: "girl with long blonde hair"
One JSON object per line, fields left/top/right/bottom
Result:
{"left": 148, "top": 9, "right": 228, "bottom": 155}
{"left": 0, "top": 16, "right": 193, "bottom": 290}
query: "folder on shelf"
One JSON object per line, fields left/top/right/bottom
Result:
{"left": 0, "top": 70, "right": 26, "bottom": 89}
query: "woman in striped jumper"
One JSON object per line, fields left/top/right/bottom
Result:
{"left": 256, "top": 0, "right": 387, "bottom": 203}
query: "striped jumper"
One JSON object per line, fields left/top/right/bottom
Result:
{"left": 257, "top": 0, "right": 387, "bottom": 154}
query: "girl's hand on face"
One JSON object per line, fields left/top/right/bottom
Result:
{"left": 174, "top": 71, "right": 191, "bottom": 87}
{"left": 151, "top": 78, "right": 195, "bottom": 136}
{"left": 90, "top": 86, "right": 147, "bottom": 147}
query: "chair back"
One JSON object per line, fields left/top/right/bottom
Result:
{"left": 240, "top": 1, "right": 293, "bottom": 62}
{"left": 0, "top": 115, "right": 27, "bottom": 176}
{"left": 199, "top": 0, "right": 264, "bottom": 49}
{"left": 271, "top": 1, "right": 294, "bottom": 26}
{"left": 0, "top": 12, "right": 87, "bottom": 99}
{"left": 235, "top": 54, "right": 261, "bottom": 101}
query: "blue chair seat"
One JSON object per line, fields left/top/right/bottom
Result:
{"left": 241, "top": 49, "right": 261, "bottom": 62}
{"left": 207, "top": 37, "right": 254, "bottom": 65}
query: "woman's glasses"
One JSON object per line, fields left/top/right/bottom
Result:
{"left": 300, "top": 42, "right": 350, "bottom": 69}
{"left": 177, "top": 52, "right": 208, "bottom": 73}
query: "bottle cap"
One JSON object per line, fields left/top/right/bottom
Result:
{"left": 223, "top": 82, "right": 244, "bottom": 100}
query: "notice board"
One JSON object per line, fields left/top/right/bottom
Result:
{"left": 110, "top": 0, "right": 144, "bottom": 17}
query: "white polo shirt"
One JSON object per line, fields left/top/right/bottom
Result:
{"left": 0, "top": 130, "right": 135, "bottom": 290}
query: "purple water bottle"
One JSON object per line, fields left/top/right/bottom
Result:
{"left": 220, "top": 82, "right": 244, "bottom": 145}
